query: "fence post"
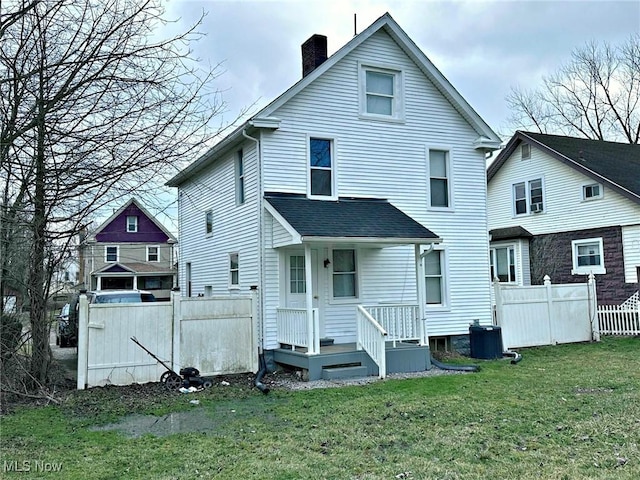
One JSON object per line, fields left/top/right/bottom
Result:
{"left": 493, "top": 278, "right": 502, "bottom": 326}
{"left": 588, "top": 273, "right": 600, "bottom": 341}
{"left": 544, "top": 275, "right": 555, "bottom": 344}
{"left": 76, "top": 293, "right": 89, "bottom": 390}
{"left": 171, "top": 289, "right": 181, "bottom": 373}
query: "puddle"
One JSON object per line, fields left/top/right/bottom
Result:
{"left": 92, "top": 409, "right": 220, "bottom": 438}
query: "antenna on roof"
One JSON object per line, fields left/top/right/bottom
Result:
{"left": 354, "top": 13, "right": 357, "bottom": 36}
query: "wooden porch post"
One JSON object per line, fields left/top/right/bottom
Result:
{"left": 304, "top": 244, "right": 316, "bottom": 354}
{"left": 415, "top": 244, "right": 427, "bottom": 346}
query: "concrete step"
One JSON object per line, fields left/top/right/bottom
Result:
{"left": 321, "top": 365, "right": 368, "bottom": 380}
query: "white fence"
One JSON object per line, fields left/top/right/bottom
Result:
{"left": 493, "top": 275, "right": 599, "bottom": 349}
{"left": 77, "top": 292, "right": 256, "bottom": 389}
{"left": 598, "top": 292, "right": 639, "bottom": 335}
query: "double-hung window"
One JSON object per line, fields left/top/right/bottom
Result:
{"left": 105, "top": 246, "right": 118, "bottom": 262}
{"left": 229, "top": 253, "right": 239, "bottom": 287}
{"left": 429, "top": 149, "right": 450, "bottom": 208}
{"left": 424, "top": 249, "right": 447, "bottom": 306}
{"left": 490, "top": 245, "right": 516, "bottom": 283}
{"left": 360, "top": 64, "right": 403, "bottom": 121}
{"left": 571, "top": 238, "right": 606, "bottom": 275}
{"left": 309, "top": 137, "right": 334, "bottom": 197}
{"left": 147, "top": 246, "right": 159, "bottom": 262}
{"left": 126, "top": 216, "right": 138, "bottom": 233}
{"left": 513, "top": 178, "right": 544, "bottom": 215}
{"left": 332, "top": 249, "right": 357, "bottom": 299}
{"left": 205, "top": 209, "right": 213, "bottom": 235}
{"left": 236, "top": 150, "right": 245, "bottom": 205}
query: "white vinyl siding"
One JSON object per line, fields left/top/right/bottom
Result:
{"left": 622, "top": 225, "right": 640, "bottom": 283}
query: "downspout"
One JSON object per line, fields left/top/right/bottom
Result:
{"left": 243, "top": 129, "right": 269, "bottom": 394}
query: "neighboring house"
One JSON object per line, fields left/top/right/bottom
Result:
{"left": 487, "top": 131, "right": 640, "bottom": 304}
{"left": 167, "top": 13, "right": 501, "bottom": 378}
{"left": 79, "top": 198, "right": 177, "bottom": 300}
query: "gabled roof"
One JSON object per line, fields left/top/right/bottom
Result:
{"left": 167, "top": 12, "right": 501, "bottom": 187}
{"left": 265, "top": 193, "right": 440, "bottom": 245}
{"left": 88, "top": 198, "right": 177, "bottom": 243}
{"left": 488, "top": 131, "right": 640, "bottom": 205}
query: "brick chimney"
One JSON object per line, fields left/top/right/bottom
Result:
{"left": 302, "top": 34, "right": 327, "bottom": 77}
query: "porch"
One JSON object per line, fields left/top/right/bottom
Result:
{"left": 274, "top": 304, "right": 431, "bottom": 381}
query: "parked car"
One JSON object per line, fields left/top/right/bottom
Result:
{"left": 56, "top": 290, "right": 156, "bottom": 348}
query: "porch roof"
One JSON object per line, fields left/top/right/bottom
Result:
{"left": 93, "top": 263, "right": 175, "bottom": 275}
{"left": 265, "top": 193, "right": 441, "bottom": 246}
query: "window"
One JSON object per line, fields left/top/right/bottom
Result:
{"left": 229, "top": 253, "right": 239, "bottom": 287}
{"left": 290, "top": 255, "right": 306, "bottom": 294}
{"left": 186, "top": 262, "right": 192, "bottom": 297}
{"left": 513, "top": 178, "right": 544, "bottom": 215}
{"left": 205, "top": 209, "right": 213, "bottom": 235}
{"left": 583, "top": 183, "right": 602, "bottom": 201}
{"left": 360, "top": 64, "right": 403, "bottom": 120}
{"left": 424, "top": 250, "right": 446, "bottom": 306}
{"left": 521, "top": 143, "right": 531, "bottom": 159}
{"left": 490, "top": 246, "right": 516, "bottom": 282}
{"left": 332, "top": 249, "right": 357, "bottom": 298}
{"left": 126, "top": 216, "right": 138, "bottom": 233}
{"left": 429, "top": 149, "right": 450, "bottom": 208}
{"left": 147, "top": 246, "right": 159, "bottom": 262}
{"left": 236, "top": 150, "right": 245, "bottom": 205}
{"left": 572, "top": 238, "right": 606, "bottom": 275}
{"left": 105, "top": 246, "right": 118, "bottom": 262}
{"left": 309, "top": 138, "right": 333, "bottom": 197}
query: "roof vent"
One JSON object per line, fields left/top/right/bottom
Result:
{"left": 302, "top": 34, "right": 327, "bottom": 77}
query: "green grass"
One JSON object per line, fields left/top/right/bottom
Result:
{"left": 1, "top": 337, "right": 639, "bottom": 479}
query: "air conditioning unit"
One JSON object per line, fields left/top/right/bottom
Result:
{"left": 530, "top": 202, "right": 543, "bottom": 213}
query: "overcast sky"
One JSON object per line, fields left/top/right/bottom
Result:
{"left": 142, "top": 0, "right": 640, "bottom": 231}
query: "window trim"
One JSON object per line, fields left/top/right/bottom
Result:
{"left": 126, "top": 215, "right": 138, "bottom": 233}
{"left": 424, "top": 246, "right": 449, "bottom": 310}
{"left": 358, "top": 62, "right": 404, "bottom": 122}
{"left": 513, "top": 177, "right": 545, "bottom": 216}
{"left": 582, "top": 182, "right": 603, "bottom": 201}
{"left": 427, "top": 147, "right": 453, "bottom": 210}
{"left": 205, "top": 209, "right": 213, "bottom": 236}
{"left": 235, "top": 149, "right": 245, "bottom": 205}
{"left": 229, "top": 252, "right": 240, "bottom": 289}
{"left": 490, "top": 243, "right": 517, "bottom": 283}
{"left": 147, "top": 245, "right": 160, "bottom": 262}
{"left": 571, "top": 237, "right": 606, "bottom": 275}
{"left": 105, "top": 245, "right": 119, "bottom": 263}
{"left": 329, "top": 248, "right": 359, "bottom": 303}
{"left": 307, "top": 135, "right": 337, "bottom": 200}
{"left": 521, "top": 143, "right": 531, "bottom": 159}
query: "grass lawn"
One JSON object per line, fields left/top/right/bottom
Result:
{"left": 1, "top": 336, "right": 639, "bottom": 479}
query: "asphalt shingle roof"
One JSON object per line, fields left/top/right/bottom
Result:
{"left": 489, "top": 226, "right": 533, "bottom": 241}
{"left": 265, "top": 193, "right": 439, "bottom": 241}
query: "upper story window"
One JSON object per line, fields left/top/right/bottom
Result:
{"left": 235, "top": 149, "right": 245, "bottom": 205}
{"left": 205, "top": 209, "right": 213, "bottom": 235}
{"left": 429, "top": 149, "right": 451, "bottom": 208}
{"left": 360, "top": 64, "right": 404, "bottom": 121}
{"left": 571, "top": 238, "right": 606, "bottom": 275}
{"left": 147, "top": 246, "right": 159, "bottom": 262}
{"left": 521, "top": 143, "right": 531, "bottom": 159}
{"left": 309, "top": 137, "right": 334, "bottom": 198}
{"left": 513, "top": 178, "right": 544, "bottom": 215}
{"left": 126, "top": 216, "right": 138, "bottom": 232}
{"left": 490, "top": 245, "right": 516, "bottom": 283}
{"left": 332, "top": 249, "right": 357, "bottom": 299}
{"left": 229, "top": 253, "right": 239, "bottom": 288}
{"left": 105, "top": 246, "right": 118, "bottom": 262}
{"left": 583, "top": 183, "right": 603, "bottom": 201}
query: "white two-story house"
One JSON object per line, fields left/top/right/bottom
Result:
{"left": 167, "top": 13, "right": 501, "bottom": 379}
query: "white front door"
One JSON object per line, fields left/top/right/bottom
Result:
{"left": 286, "top": 250, "right": 319, "bottom": 310}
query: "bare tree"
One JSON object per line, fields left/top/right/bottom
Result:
{"left": 506, "top": 35, "right": 640, "bottom": 143}
{"left": 0, "top": 0, "right": 224, "bottom": 388}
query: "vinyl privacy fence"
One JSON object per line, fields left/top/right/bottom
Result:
{"left": 493, "top": 275, "right": 599, "bottom": 349}
{"left": 77, "top": 292, "right": 257, "bottom": 389}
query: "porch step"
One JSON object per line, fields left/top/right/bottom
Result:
{"left": 321, "top": 365, "right": 368, "bottom": 380}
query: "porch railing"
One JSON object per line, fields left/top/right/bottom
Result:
{"left": 276, "top": 307, "right": 320, "bottom": 354}
{"left": 363, "top": 304, "right": 422, "bottom": 346}
{"left": 356, "top": 305, "right": 387, "bottom": 379}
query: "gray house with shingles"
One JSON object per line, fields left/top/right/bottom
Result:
{"left": 487, "top": 131, "right": 640, "bottom": 304}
